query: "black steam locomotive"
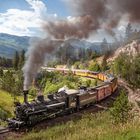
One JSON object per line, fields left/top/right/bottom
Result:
{"left": 8, "top": 89, "right": 68, "bottom": 129}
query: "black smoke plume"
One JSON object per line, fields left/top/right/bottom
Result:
{"left": 22, "top": 38, "right": 63, "bottom": 90}
{"left": 23, "top": 0, "right": 140, "bottom": 90}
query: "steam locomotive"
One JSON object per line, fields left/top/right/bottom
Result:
{"left": 8, "top": 69, "right": 118, "bottom": 130}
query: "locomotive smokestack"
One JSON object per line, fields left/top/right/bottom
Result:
{"left": 23, "top": 90, "right": 29, "bottom": 103}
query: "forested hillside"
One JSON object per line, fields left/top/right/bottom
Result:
{"left": 0, "top": 33, "right": 30, "bottom": 58}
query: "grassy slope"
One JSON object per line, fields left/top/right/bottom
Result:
{"left": 0, "top": 90, "right": 14, "bottom": 113}
{"left": 0, "top": 90, "right": 24, "bottom": 116}
{"left": 8, "top": 112, "right": 140, "bottom": 140}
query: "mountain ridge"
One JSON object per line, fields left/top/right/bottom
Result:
{"left": 0, "top": 33, "right": 30, "bottom": 58}
{"left": 0, "top": 33, "right": 112, "bottom": 59}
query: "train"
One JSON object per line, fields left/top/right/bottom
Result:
{"left": 43, "top": 67, "right": 112, "bottom": 82}
{"left": 8, "top": 68, "right": 118, "bottom": 130}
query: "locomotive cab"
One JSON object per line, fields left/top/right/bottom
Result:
{"left": 65, "top": 89, "right": 79, "bottom": 108}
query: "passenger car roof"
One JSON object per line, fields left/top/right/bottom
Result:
{"left": 65, "top": 89, "right": 79, "bottom": 95}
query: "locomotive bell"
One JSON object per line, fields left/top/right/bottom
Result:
{"left": 23, "top": 90, "right": 29, "bottom": 103}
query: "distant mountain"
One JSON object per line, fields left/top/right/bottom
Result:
{"left": 64, "top": 38, "right": 115, "bottom": 54}
{"left": 0, "top": 33, "right": 30, "bottom": 58}
{"left": 64, "top": 38, "right": 102, "bottom": 53}
{"left": 0, "top": 33, "right": 113, "bottom": 59}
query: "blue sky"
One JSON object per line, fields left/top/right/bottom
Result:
{"left": 43, "top": 0, "right": 69, "bottom": 17}
{"left": 0, "top": 0, "right": 31, "bottom": 12}
{"left": 0, "top": 0, "right": 71, "bottom": 37}
{"left": 0, "top": 0, "right": 69, "bottom": 16}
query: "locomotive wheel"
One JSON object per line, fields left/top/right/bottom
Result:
{"left": 69, "top": 108, "right": 75, "bottom": 114}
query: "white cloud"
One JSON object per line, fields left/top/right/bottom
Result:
{"left": 26, "top": 0, "right": 47, "bottom": 17}
{"left": 0, "top": 0, "right": 47, "bottom": 36}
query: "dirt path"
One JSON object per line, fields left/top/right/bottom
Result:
{"left": 118, "top": 78, "right": 140, "bottom": 116}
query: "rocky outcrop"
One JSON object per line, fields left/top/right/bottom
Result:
{"left": 108, "top": 40, "right": 140, "bottom": 62}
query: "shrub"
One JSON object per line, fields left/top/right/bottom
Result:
{"left": 88, "top": 61, "right": 100, "bottom": 71}
{"left": 29, "top": 87, "right": 37, "bottom": 98}
{"left": 0, "top": 107, "right": 9, "bottom": 121}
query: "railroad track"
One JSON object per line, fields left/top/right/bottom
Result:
{"left": 0, "top": 127, "right": 10, "bottom": 135}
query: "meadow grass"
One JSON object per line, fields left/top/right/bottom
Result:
{"left": 0, "top": 90, "right": 14, "bottom": 113}
{"left": 0, "top": 90, "right": 34, "bottom": 110}
{"left": 0, "top": 90, "right": 24, "bottom": 117}
{"left": 8, "top": 111, "right": 140, "bottom": 140}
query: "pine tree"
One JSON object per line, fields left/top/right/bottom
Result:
{"left": 18, "top": 49, "right": 25, "bottom": 69}
{"left": 129, "top": 55, "right": 140, "bottom": 88}
{"left": 85, "top": 48, "right": 92, "bottom": 60}
{"left": 101, "top": 58, "right": 107, "bottom": 72}
{"left": 0, "top": 68, "right": 3, "bottom": 77}
{"left": 101, "top": 38, "right": 108, "bottom": 53}
{"left": 13, "top": 51, "right": 19, "bottom": 70}
{"left": 110, "top": 89, "right": 132, "bottom": 124}
{"left": 1, "top": 71, "right": 15, "bottom": 93}
{"left": 88, "top": 61, "right": 100, "bottom": 71}
{"left": 125, "top": 23, "right": 133, "bottom": 41}
{"left": 91, "top": 51, "right": 98, "bottom": 59}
